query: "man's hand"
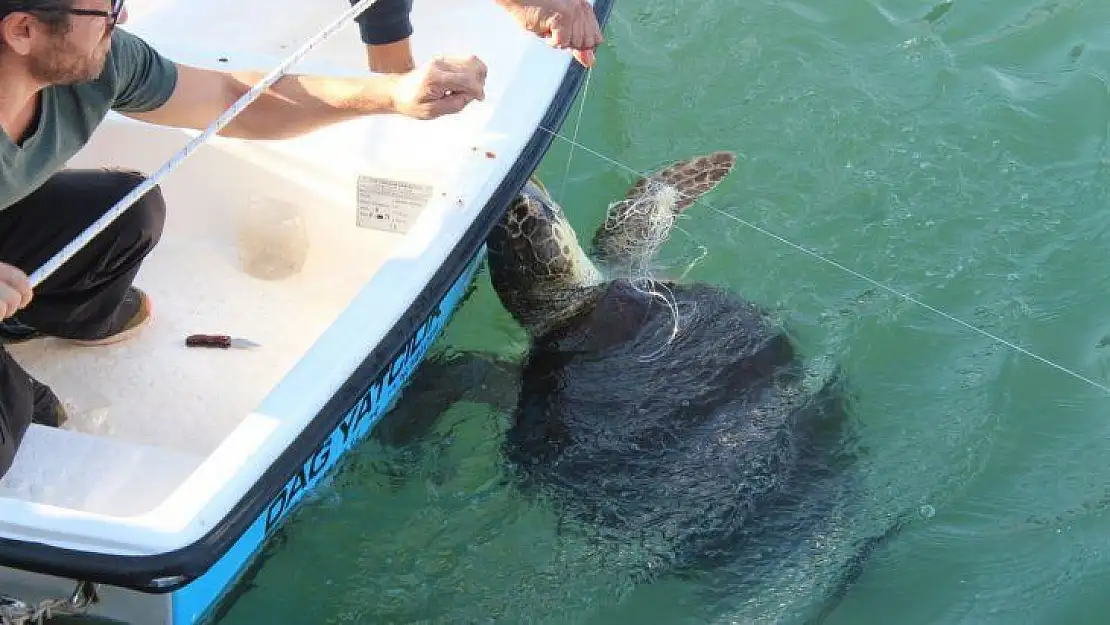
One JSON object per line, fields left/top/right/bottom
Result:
{"left": 497, "top": 0, "right": 604, "bottom": 67}
{"left": 390, "top": 56, "right": 489, "bottom": 120}
{"left": 0, "top": 263, "right": 32, "bottom": 322}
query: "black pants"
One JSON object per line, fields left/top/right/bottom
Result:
{"left": 0, "top": 168, "right": 166, "bottom": 476}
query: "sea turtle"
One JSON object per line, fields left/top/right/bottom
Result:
{"left": 482, "top": 152, "right": 906, "bottom": 614}
{"left": 485, "top": 151, "right": 813, "bottom": 548}
{"left": 370, "top": 152, "right": 907, "bottom": 622}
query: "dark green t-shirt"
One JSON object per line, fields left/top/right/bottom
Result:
{"left": 0, "top": 28, "right": 179, "bottom": 211}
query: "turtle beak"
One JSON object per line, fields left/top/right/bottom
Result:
{"left": 522, "top": 177, "right": 556, "bottom": 208}
{"left": 527, "top": 174, "right": 551, "bottom": 197}
{"left": 520, "top": 177, "right": 560, "bottom": 221}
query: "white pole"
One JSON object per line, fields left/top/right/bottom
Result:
{"left": 30, "top": 0, "right": 380, "bottom": 287}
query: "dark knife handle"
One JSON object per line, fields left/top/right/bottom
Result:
{"left": 186, "top": 334, "right": 231, "bottom": 348}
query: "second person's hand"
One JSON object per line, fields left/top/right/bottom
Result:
{"left": 497, "top": 0, "right": 604, "bottom": 67}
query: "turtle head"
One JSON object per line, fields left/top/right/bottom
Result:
{"left": 487, "top": 178, "right": 602, "bottom": 337}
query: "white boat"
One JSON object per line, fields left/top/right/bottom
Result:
{"left": 0, "top": 0, "right": 612, "bottom": 622}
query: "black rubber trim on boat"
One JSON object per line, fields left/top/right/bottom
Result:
{"left": 0, "top": 0, "right": 614, "bottom": 595}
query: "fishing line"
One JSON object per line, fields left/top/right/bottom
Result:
{"left": 535, "top": 125, "right": 1110, "bottom": 396}
{"left": 558, "top": 65, "right": 593, "bottom": 203}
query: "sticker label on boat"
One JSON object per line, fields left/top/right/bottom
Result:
{"left": 356, "top": 176, "right": 434, "bottom": 233}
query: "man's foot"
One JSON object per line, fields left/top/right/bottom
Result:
{"left": 0, "top": 287, "right": 153, "bottom": 347}
{"left": 67, "top": 287, "right": 153, "bottom": 347}
{"left": 30, "top": 379, "right": 67, "bottom": 428}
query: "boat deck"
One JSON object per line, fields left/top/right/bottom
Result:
{"left": 7, "top": 129, "right": 397, "bottom": 456}
{"left": 4, "top": 0, "right": 530, "bottom": 449}
{"left": 0, "top": 0, "right": 542, "bottom": 518}
{"left": 0, "top": 0, "right": 563, "bottom": 543}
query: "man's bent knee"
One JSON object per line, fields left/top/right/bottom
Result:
{"left": 104, "top": 168, "right": 167, "bottom": 250}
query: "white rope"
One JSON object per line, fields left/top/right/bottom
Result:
{"left": 29, "top": 0, "right": 381, "bottom": 287}
{"left": 536, "top": 126, "right": 1110, "bottom": 396}
{"left": 0, "top": 581, "right": 96, "bottom": 625}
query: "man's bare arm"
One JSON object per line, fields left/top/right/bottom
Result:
{"left": 124, "top": 56, "right": 487, "bottom": 140}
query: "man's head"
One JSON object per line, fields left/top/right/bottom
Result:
{"left": 0, "top": 0, "right": 127, "bottom": 85}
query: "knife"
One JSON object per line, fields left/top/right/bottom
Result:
{"left": 185, "top": 334, "right": 261, "bottom": 349}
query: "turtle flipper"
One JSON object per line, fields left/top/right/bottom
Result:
{"left": 591, "top": 151, "right": 736, "bottom": 272}
{"left": 374, "top": 349, "right": 521, "bottom": 448}
{"left": 800, "top": 513, "right": 911, "bottom": 625}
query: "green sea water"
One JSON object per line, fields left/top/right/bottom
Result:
{"left": 217, "top": 0, "right": 1110, "bottom": 622}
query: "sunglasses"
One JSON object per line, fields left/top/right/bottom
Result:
{"left": 10, "top": 0, "right": 125, "bottom": 27}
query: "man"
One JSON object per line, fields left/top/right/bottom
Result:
{"left": 0, "top": 0, "right": 495, "bottom": 476}
{"left": 353, "top": 0, "right": 604, "bottom": 73}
